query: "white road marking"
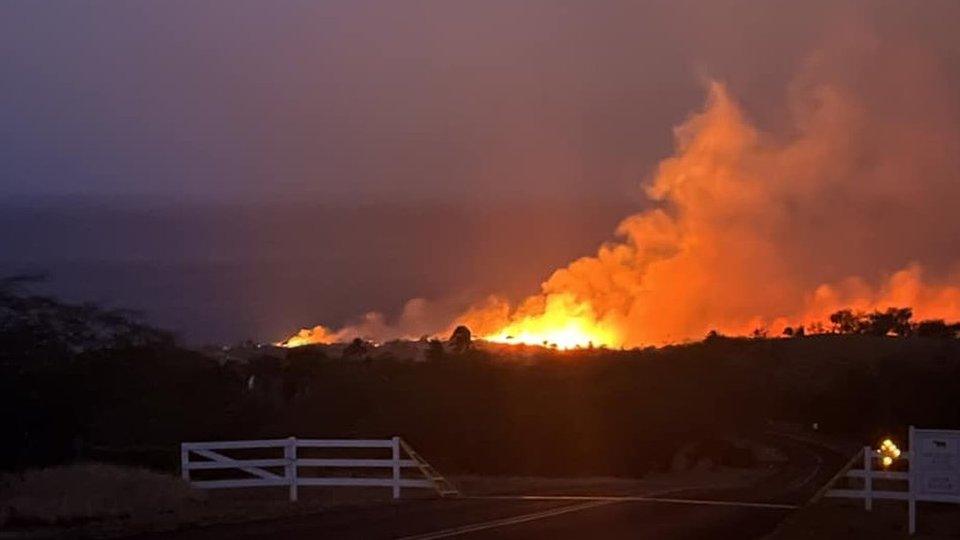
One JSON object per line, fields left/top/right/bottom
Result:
{"left": 401, "top": 460, "right": 806, "bottom": 540}
{"left": 399, "top": 494, "right": 798, "bottom": 540}
{"left": 396, "top": 499, "right": 619, "bottom": 540}
{"left": 466, "top": 494, "right": 798, "bottom": 510}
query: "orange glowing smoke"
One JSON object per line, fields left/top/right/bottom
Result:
{"left": 480, "top": 293, "right": 620, "bottom": 349}
{"left": 280, "top": 325, "right": 336, "bottom": 348}
{"left": 282, "top": 73, "right": 960, "bottom": 349}
{"left": 450, "top": 81, "right": 960, "bottom": 348}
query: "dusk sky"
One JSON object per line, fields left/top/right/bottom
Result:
{"left": 2, "top": 1, "right": 958, "bottom": 344}
{"left": 1, "top": 1, "right": 893, "bottom": 205}
{"left": 6, "top": 5, "right": 960, "bottom": 536}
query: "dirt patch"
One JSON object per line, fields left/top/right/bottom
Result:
{"left": 0, "top": 460, "right": 780, "bottom": 538}
{"left": 1, "top": 463, "right": 202, "bottom": 529}
{"left": 0, "top": 464, "right": 411, "bottom": 538}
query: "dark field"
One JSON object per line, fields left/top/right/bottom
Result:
{"left": 5, "top": 333, "right": 959, "bottom": 478}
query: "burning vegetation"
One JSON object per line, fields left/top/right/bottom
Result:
{"left": 282, "top": 42, "right": 960, "bottom": 350}
{"left": 4, "top": 279, "right": 960, "bottom": 480}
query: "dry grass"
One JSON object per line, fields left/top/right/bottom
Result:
{"left": 0, "top": 463, "right": 436, "bottom": 537}
{"left": 0, "top": 463, "right": 203, "bottom": 528}
{"left": 0, "top": 462, "right": 778, "bottom": 537}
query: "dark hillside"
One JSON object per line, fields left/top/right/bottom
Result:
{"left": 5, "top": 332, "right": 959, "bottom": 477}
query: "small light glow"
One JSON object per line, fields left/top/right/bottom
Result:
{"left": 877, "top": 437, "right": 900, "bottom": 468}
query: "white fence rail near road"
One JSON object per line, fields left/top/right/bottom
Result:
{"left": 826, "top": 426, "right": 960, "bottom": 535}
{"left": 181, "top": 436, "right": 457, "bottom": 501}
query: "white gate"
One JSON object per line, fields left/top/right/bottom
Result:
{"left": 180, "top": 436, "right": 458, "bottom": 501}
{"left": 826, "top": 426, "right": 960, "bottom": 535}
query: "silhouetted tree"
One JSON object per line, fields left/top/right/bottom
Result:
{"left": 343, "top": 338, "right": 367, "bottom": 358}
{"left": 866, "top": 307, "right": 913, "bottom": 336}
{"left": 426, "top": 338, "right": 445, "bottom": 361}
{"left": 829, "top": 309, "right": 867, "bottom": 334}
{"left": 448, "top": 325, "right": 472, "bottom": 353}
{"left": 1, "top": 274, "right": 173, "bottom": 363}
{"left": 916, "top": 319, "right": 960, "bottom": 339}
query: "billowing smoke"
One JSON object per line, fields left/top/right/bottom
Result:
{"left": 284, "top": 26, "right": 960, "bottom": 348}
{"left": 282, "top": 297, "right": 461, "bottom": 346}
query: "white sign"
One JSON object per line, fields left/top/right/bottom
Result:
{"left": 913, "top": 428, "right": 960, "bottom": 499}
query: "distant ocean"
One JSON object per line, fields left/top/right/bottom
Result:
{"left": 1, "top": 201, "right": 634, "bottom": 345}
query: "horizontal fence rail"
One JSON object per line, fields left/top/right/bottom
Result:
{"left": 826, "top": 446, "right": 912, "bottom": 511}
{"left": 826, "top": 426, "right": 960, "bottom": 535}
{"left": 181, "top": 436, "right": 452, "bottom": 501}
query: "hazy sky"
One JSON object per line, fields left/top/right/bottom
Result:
{"left": 0, "top": 1, "right": 871, "bottom": 204}
{"left": 4, "top": 1, "right": 956, "bottom": 205}
{"left": 1, "top": 1, "right": 958, "bottom": 343}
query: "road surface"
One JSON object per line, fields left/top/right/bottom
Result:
{"left": 134, "top": 434, "right": 844, "bottom": 539}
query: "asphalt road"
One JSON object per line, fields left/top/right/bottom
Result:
{"left": 135, "top": 434, "right": 845, "bottom": 540}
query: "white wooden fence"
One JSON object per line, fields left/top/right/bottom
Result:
{"left": 181, "top": 436, "right": 454, "bottom": 501}
{"left": 826, "top": 445, "right": 911, "bottom": 507}
{"left": 826, "top": 426, "right": 960, "bottom": 535}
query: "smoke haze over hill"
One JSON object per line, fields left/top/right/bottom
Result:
{"left": 290, "top": 16, "right": 960, "bottom": 347}
{"left": 1, "top": 1, "right": 958, "bottom": 345}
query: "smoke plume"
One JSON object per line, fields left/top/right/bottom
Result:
{"left": 284, "top": 28, "right": 960, "bottom": 348}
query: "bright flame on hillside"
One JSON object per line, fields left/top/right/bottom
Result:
{"left": 280, "top": 59, "right": 960, "bottom": 350}
{"left": 277, "top": 326, "right": 336, "bottom": 348}
{"left": 482, "top": 295, "right": 619, "bottom": 349}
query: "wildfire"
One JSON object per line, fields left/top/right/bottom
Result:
{"left": 277, "top": 325, "right": 335, "bottom": 348}
{"left": 481, "top": 294, "right": 620, "bottom": 349}
{"left": 280, "top": 68, "right": 960, "bottom": 350}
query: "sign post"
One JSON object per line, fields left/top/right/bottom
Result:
{"left": 825, "top": 426, "right": 960, "bottom": 535}
{"left": 909, "top": 426, "right": 916, "bottom": 535}
{"left": 909, "top": 426, "right": 960, "bottom": 535}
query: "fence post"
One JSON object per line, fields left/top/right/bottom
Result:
{"left": 286, "top": 436, "right": 298, "bottom": 502}
{"left": 392, "top": 436, "right": 401, "bottom": 500}
{"left": 180, "top": 443, "right": 190, "bottom": 482}
{"left": 864, "top": 446, "right": 872, "bottom": 511}
{"left": 908, "top": 426, "right": 916, "bottom": 535}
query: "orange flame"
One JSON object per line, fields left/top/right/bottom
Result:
{"left": 482, "top": 293, "right": 620, "bottom": 349}
{"left": 278, "top": 325, "right": 336, "bottom": 347}
{"left": 282, "top": 76, "right": 960, "bottom": 350}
